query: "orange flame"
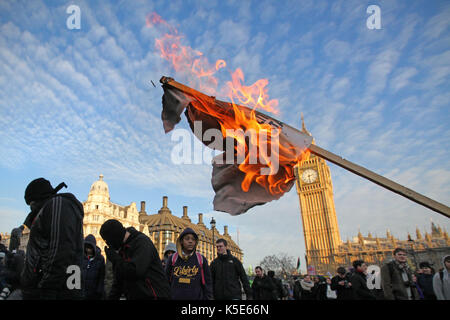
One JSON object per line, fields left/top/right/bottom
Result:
{"left": 148, "top": 13, "right": 307, "bottom": 195}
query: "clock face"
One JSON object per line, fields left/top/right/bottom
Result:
{"left": 301, "top": 169, "right": 318, "bottom": 184}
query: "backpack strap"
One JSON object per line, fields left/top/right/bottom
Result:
{"left": 196, "top": 252, "right": 205, "bottom": 286}
{"left": 439, "top": 270, "right": 444, "bottom": 286}
{"left": 171, "top": 252, "right": 178, "bottom": 266}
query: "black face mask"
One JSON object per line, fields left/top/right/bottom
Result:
{"left": 104, "top": 237, "right": 123, "bottom": 250}
{"left": 100, "top": 219, "right": 126, "bottom": 250}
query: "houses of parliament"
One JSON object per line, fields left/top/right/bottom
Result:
{"left": 294, "top": 118, "right": 450, "bottom": 275}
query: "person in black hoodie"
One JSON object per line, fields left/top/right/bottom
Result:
{"left": 166, "top": 228, "right": 213, "bottom": 300}
{"left": 82, "top": 234, "right": 105, "bottom": 300}
{"left": 350, "top": 260, "right": 377, "bottom": 300}
{"left": 210, "top": 238, "right": 251, "bottom": 300}
{"left": 21, "top": 178, "right": 84, "bottom": 300}
{"left": 100, "top": 219, "right": 170, "bottom": 300}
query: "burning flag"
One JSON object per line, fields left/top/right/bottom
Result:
{"left": 160, "top": 76, "right": 313, "bottom": 215}
{"left": 148, "top": 12, "right": 313, "bottom": 215}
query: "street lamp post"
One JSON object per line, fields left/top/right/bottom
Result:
{"left": 210, "top": 217, "right": 216, "bottom": 259}
{"left": 407, "top": 235, "right": 418, "bottom": 270}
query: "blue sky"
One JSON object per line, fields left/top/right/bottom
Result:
{"left": 0, "top": 0, "right": 449, "bottom": 271}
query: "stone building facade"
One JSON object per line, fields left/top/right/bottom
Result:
{"left": 140, "top": 196, "right": 242, "bottom": 264}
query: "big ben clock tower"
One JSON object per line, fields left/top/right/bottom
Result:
{"left": 295, "top": 115, "right": 342, "bottom": 274}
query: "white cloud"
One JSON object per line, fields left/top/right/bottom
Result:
{"left": 389, "top": 67, "right": 417, "bottom": 92}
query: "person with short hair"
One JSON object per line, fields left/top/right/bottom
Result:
{"left": 210, "top": 238, "right": 251, "bottom": 300}
{"left": 251, "top": 266, "right": 277, "bottom": 300}
{"left": 330, "top": 266, "right": 353, "bottom": 300}
{"left": 350, "top": 260, "right": 377, "bottom": 300}
{"left": 380, "top": 248, "right": 419, "bottom": 300}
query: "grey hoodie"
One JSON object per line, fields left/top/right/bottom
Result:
{"left": 433, "top": 255, "right": 450, "bottom": 300}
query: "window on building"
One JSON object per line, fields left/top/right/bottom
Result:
{"left": 163, "top": 231, "right": 172, "bottom": 245}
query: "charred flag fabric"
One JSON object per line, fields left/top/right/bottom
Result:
{"left": 160, "top": 78, "right": 313, "bottom": 215}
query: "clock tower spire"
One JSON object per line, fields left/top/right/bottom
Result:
{"left": 295, "top": 115, "right": 341, "bottom": 274}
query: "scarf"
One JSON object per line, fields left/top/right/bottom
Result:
{"left": 300, "top": 279, "right": 314, "bottom": 291}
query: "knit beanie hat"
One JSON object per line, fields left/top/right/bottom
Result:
{"left": 24, "top": 178, "right": 67, "bottom": 205}
{"left": 100, "top": 219, "right": 126, "bottom": 250}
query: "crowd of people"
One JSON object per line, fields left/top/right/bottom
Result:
{"left": 282, "top": 248, "right": 450, "bottom": 301}
{"left": 0, "top": 177, "right": 449, "bottom": 301}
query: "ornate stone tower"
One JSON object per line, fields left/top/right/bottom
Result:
{"left": 294, "top": 115, "right": 342, "bottom": 274}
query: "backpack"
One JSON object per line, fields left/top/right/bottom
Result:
{"left": 171, "top": 252, "right": 205, "bottom": 286}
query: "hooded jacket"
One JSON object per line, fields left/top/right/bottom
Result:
{"left": 21, "top": 193, "right": 84, "bottom": 299}
{"left": 165, "top": 228, "right": 213, "bottom": 300}
{"left": 433, "top": 255, "right": 450, "bottom": 300}
{"left": 108, "top": 227, "right": 170, "bottom": 300}
{"left": 210, "top": 249, "right": 252, "bottom": 300}
{"left": 82, "top": 234, "right": 105, "bottom": 299}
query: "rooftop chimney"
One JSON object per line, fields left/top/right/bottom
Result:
{"left": 139, "top": 201, "right": 147, "bottom": 215}
{"left": 224, "top": 225, "right": 229, "bottom": 235}
{"left": 182, "top": 206, "right": 191, "bottom": 222}
{"left": 158, "top": 196, "right": 172, "bottom": 215}
{"left": 198, "top": 213, "right": 205, "bottom": 226}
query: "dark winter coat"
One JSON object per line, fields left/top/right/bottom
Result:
{"left": 293, "top": 279, "right": 301, "bottom": 300}
{"left": 270, "top": 276, "right": 284, "bottom": 299}
{"left": 21, "top": 193, "right": 84, "bottom": 300}
{"left": 331, "top": 274, "right": 353, "bottom": 300}
{"left": 210, "top": 250, "right": 251, "bottom": 300}
{"left": 166, "top": 228, "right": 213, "bottom": 300}
{"left": 82, "top": 234, "right": 105, "bottom": 300}
{"left": 251, "top": 275, "right": 277, "bottom": 300}
{"left": 417, "top": 273, "right": 437, "bottom": 300}
{"left": 109, "top": 227, "right": 170, "bottom": 300}
{"left": 380, "top": 261, "right": 419, "bottom": 300}
{"left": 4, "top": 250, "right": 25, "bottom": 289}
{"left": 0, "top": 243, "right": 8, "bottom": 254}
{"left": 350, "top": 271, "right": 377, "bottom": 300}
{"left": 313, "top": 276, "right": 328, "bottom": 300}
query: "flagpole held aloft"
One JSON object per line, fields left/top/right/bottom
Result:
{"left": 159, "top": 76, "right": 450, "bottom": 219}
